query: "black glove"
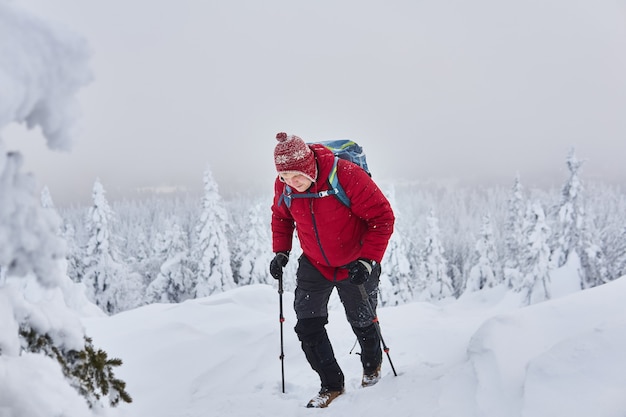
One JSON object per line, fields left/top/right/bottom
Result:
{"left": 270, "top": 252, "right": 289, "bottom": 280}
{"left": 348, "top": 258, "right": 374, "bottom": 285}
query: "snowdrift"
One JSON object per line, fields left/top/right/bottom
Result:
{"left": 83, "top": 277, "right": 626, "bottom": 417}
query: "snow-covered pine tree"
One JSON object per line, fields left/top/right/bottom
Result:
{"left": 1, "top": 152, "right": 132, "bottom": 411}
{"left": 418, "top": 209, "right": 454, "bottom": 301}
{"left": 126, "top": 229, "right": 157, "bottom": 288}
{"left": 584, "top": 185, "right": 626, "bottom": 283}
{"left": 231, "top": 200, "right": 274, "bottom": 286}
{"left": 40, "top": 186, "right": 88, "bottom": 293}
{"left": 503, "top": 174, "right": 525, "bottom": 289}
{"left": 378, "top": 184, "right": 414, "bottom": 306}
{"left": 82, "top": 179, "right": 143, "bottom": 313}
{"left": 56, "top": 205, "right": 89, "bottom": 285}
{"left": 466, "top": 214, "right": 501, "bottom": 292}
{"left": 550, "top": 149, "right": 585, "bottom": 273}
{"left": 40, "top": 185, "right": 67, "bottom": 255}
{"left": 62, "top": 221, "right": 85, "bottom": 284}
{"left": 192, "top": 167, "right": 235, "bottom": 297}
{"left": 145, "top": 217, "right": 194, "bottom": 303}
{"left": 579, "top": 213, "right": 611, "bottom": 288}
{"left": 612, "top": 226, "right": 626, "bottom": 280}
{"left": 517, "top": 201, "right": 552, "bottom": 304}
{"left": 0, "top": 3, "right": 131, "bottom": 410}
{"left": 0, "top": 151, "right": 67, "bottom": 289}
{"left": 114, "top": 202, "right": 150, "bottom": 289}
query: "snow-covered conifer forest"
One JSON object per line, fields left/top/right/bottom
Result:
{"left": 55, "top": 149, "right": 626, "bottom": 314}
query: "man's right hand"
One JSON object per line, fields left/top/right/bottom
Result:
{"left": 270, "top": 252, "right": 290, "bottom": 280}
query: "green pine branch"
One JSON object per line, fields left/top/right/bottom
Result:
{"left": 18, "top": 326, "right": 132, "bottom": 408}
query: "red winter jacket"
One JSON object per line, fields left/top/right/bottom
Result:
{"left": 271, "top": 144, "right": 395, "bottom": 281}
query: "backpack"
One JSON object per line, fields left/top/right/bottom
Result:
{"left": 278, "top": 139, "right": 371, "bottom": 209}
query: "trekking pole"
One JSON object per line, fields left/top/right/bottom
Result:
{"left": 278, "top": 275, "right": 286, "bottom": 393}
{"left": 358, "top": 284, "right": 398, "bottom": 377}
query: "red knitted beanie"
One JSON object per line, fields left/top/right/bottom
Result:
{"left": 274, "top": 132, "right": 317, "bottom": 182}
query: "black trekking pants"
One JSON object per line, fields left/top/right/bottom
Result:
{"left": 293, "top": 256, "right": 383, "bottom": 390}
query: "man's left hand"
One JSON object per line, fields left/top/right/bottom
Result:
{"left": 348, "top": 258, "right": 374, "bottom": 285}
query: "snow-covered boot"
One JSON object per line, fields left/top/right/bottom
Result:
{"left": 361, "top": 364, "right": 381, "bottom": 387}
{"left": 306, "top": 388, "right": 344, "bottom": 408}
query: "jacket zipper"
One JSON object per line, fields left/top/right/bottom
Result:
{"left": 309, "top": 199, "right": 332, "bottom": 269}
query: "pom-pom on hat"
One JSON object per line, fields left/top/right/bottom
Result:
{"left": 274, "top": 132, "right": 317, "bottom": 182}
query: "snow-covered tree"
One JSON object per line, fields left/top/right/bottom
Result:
{"left": 231, "top": 200, "right": 274, "bottom": 286}
{"left": 83, "top": 179, "right": 143, "bottom": 313}
{"left": 62, "top": 221, "right": 85, "bottom": 284}
{"left": 126, "top": 229, "right": 157, "bottom": 287}
{"left": 466, "top": 214, "right": 500, "bottom": 292}
{"left": 418, "top": 210, "right": 453, "bottom": 301}
{"left": 517, "top": 201, "right": 552, "bottom": 304}
{"left": 0, "top": 3, "right": 130, "bottom": 413}
{"left": 503, "top": 174, "right": 525, "bottom": 288}
{"left": 145, "top": 217, "right": 194, "bottom": 303}
{"left": 380, "top": 229, "right": 414, "bottom": 305}
{"left": 379, "top": 184, "right": 414, "bottom": 306}
{"left": 0, "top": 150, "right": 69, "bottom": 296}
{"left": 550, "top": 149, "right": 585, "bottom": 271}
{"left": 41, "top": 186, "right": 87, "bottom": 288}
{"left": 612, "top": 226, "right": 626, "bottom": 279}
{"left": 585, "top": 186, "right": 626, "bottom": 283}
{"left": 191, "top": 167, "right": 235, "bottom": 297}
{"left": 579, "top": 215, "right": 611, "bottom": 288}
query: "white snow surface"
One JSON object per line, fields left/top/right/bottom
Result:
{"left": 80, "top": 273, "right": 626, "bottom": 417}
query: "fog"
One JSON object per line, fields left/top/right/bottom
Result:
{"left": 5, "top": 0, "right": 626, "bottom": 205}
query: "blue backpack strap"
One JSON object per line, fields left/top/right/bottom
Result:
{"left": 276, "top": 157, "right": 350, "bottom": 208}
{"left": 277, "top": 186, "right": 290, "bottom": 208}
{"left": 328, "top": 156, "right": 350, "bottom": 208}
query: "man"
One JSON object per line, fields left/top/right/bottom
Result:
{"left": 270, "top": 132, "right": 395, "bottom": 408}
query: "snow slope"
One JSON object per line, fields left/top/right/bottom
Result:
{"left": 84, "top": 276, "right": 626, "bottom": 417}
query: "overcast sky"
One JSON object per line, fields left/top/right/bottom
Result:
{"left": 5, "top": 0, "right": 626, "bottom": 205}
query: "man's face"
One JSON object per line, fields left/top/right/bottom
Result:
{"left": 280, "top": 172, "right": 313, "bottom": 192}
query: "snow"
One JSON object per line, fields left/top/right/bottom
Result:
{"left": 0, "top": 353, "right": 93, "bottom": 417}
{"left": 74, "top": 271, "right": 625, "bottom": 417}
